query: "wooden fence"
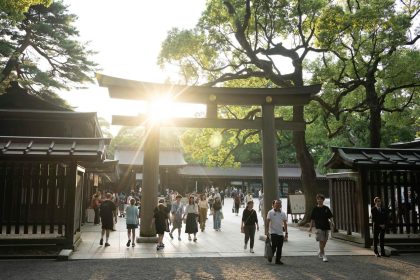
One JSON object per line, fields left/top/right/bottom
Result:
{"left": 0, "top": 161, "right": 84, "bottom": 249}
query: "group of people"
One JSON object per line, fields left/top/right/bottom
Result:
{"left": 152, "top": 192, "right": 226, "bottom": 250}
{"left": 94, "top": 189, "right": 392, "bottom": 263}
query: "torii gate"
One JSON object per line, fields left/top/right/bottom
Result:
{"left": 97, "top": 74, "right": 320, "bottom": 240}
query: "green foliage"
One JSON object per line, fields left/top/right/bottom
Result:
{"left": 0, "top": 1, "right": 98, "bottom": 107}
{"left": 0, "top": 0, "right": 51, "bottom": 21}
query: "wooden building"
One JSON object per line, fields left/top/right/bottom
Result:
{"left": 0, "top": 83, "right": 113, "bottom": 250}
{"left": 325, "top": 145, "right": 420, "bottom": 249}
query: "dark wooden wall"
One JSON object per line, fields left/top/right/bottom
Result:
{"left": 0, "top": 161, "right": 83, "bottom": 248}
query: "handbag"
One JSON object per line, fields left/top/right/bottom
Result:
{"left": 264, "top": 238, "right": 273, "bottom": 259}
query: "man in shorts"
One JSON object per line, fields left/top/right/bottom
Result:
{"left": 308, "top": 193, "right": 334, "bottom": 262}
{"left": 99, "top": 192, "right": 117, "bottom": 247}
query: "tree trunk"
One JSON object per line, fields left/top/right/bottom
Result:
{"left": 293, "top": 105, "right": 318, "bottom": 226}
{"left": 366, "top": 85, "right": 382, "bottom": 148}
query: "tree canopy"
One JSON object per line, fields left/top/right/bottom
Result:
{"left": 0, "top": 0, "right": 51, "bottom": 20}
{"left": 311, "top": 0, "right": 419, "bottom": 147}
{"left": 0, "top": 1, "right": 98, "bottom": 108}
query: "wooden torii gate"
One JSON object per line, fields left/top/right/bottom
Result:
{"left": 97, "top": 74, "right": 320, "bottom": 239}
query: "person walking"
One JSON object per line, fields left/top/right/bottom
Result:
{"left": 265, "top": 199, "right": 288, "bottom": 264}
{"left": 198, "top": 194, "right": 208, "bottom": 232}
{"left": 371, "top": 197, "right": 389, "bottom": 257}
{"left": 308, "top": 193, "right": 334, "bottom": 262}
{"left": 169, "top": 194, "right": 184, "bottom": 240}
{"left": 234, "top": 194, "right": 241, "bottom": 216}
{"left": 213, "top": 197, "right": 223, "bottom": 231}
{"left": 241, "top": 200, "right": 259, "bottom": 253}
{"left": 99, "top": 193, "right": 117, "bottom": 247}
{"left": 184, "top": 196, "right": 199, "bottom": 242}
{"left": 152, "top": 199, "right": 170, "bottom": 250}
{"left": 91, "top": 193, "right": 101, "bottom": 225}
{"left": 125, "top": 198, "right": 139, "bottom": 247}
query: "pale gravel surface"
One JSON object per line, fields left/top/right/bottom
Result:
{"left": 1, "top": 255, "right": 419, "bottom": 280}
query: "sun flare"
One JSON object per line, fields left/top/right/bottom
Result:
{"left": 148, "top": 95, "right": 175, "bottom": 122}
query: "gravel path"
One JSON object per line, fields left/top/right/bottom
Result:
{"left": 1, "top": 255, "right": 419, "bottom": 280}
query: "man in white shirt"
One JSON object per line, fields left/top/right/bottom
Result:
{"left": 266, "top": 199, "right": 288, "bottom": 265}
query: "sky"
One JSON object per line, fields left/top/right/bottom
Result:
{"left": 58, "top": 0, "right": 207, "bottom": 134}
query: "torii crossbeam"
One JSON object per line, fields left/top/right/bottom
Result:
{"left": 97, "top": 73, "right": 320, "bottom": 239}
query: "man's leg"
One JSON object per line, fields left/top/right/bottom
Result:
{"left": 270, "top": 234, "right": 278, "bottom": 261}
{"left": 373, "top": 226, "right": 380, "bottom": 255}
{"left": 379, "top": 228, "right": 386, "bottom": 256}
{"left": 276, "top": 235, "right": 284, "bottom": 262}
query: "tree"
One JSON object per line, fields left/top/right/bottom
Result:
{"left": 159, "top": 0, "right": 330, "bottom": 222}
{"left": 312, "top": 0, "right": 420, "bottom": 147}
{"left": 0, "top": 1, "right": 98, "bottom": 108}
{"left": 0, "top": 0, "right": 51, "bottom": 20}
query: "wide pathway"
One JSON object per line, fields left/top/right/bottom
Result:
{"left": 71, "top": 198, "right": 371, "bottom": 259}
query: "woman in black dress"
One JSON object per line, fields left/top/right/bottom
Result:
{"left": 183, "top": 196, "right": 199, "bottom": 241}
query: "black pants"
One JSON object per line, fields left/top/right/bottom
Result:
{"left": 270, "top": 234, "right": 284, "bottom": 261}
{"left": 244, "top": 225, "right": 256, "bottom": 248}
{"left": 94, "top": 207, "right": 100, "bottom": 224}
{"left": 373, "top": 226, "right": 385, "bottom": 255}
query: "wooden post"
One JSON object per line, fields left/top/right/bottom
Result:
{"left": 65, "top": 162, "right": 77, "bottom": 249}
{"left": 261, "top": 104, "right": 279, "bottom": 232}
{"left": 139, "top": 124, "right": 160, "bottom": 240}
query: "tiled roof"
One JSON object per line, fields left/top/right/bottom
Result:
{"left": 178, "top": 164, "right": 326, "bottom": 180}
{"left": 115, "top": 148, "right": 187, "bottom": 167}
{"left": 388, "top": 139, "right": 420, "bottom": 149}
{"left": 0, "top": 136, "right": 110, "bottom": 162}
{"left": 325, "top": 147, "right": 420, "bottom": 170}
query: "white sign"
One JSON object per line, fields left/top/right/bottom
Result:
{"left": 289, "top": 194, "right": 305, "bottom": 214}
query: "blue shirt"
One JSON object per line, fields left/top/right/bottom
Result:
{"left": 126, "top": 205, "right": 139, "bottom": 225}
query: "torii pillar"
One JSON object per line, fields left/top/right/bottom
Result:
{"left": 139, "top": 123, "right": 160, "bottom": 240}
{"left": 261, "top": 103, "right": 279, "bottom": 221}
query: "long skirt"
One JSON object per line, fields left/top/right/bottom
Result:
{"left": 185, "top": 213, "right": 198, "bottom": 234}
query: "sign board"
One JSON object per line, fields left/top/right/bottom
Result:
{"left": 288, "top": 194, "right": 305, "bottom": 214}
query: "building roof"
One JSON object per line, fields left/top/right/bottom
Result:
{"left": 0, "top": 109, "right": 103, "bottom": 138}
{"left": 0, "top": 136, "right": 110, "bottom": 162}
{"left": 115, "top": 147, "right": 187, "bottom": 167}
{"left": 178, "top": 164, "right": 326, "bottom": 180}
{"left": 325, "top": 147, "right": 420, "bottom": 170}
{"left": 0, "top": 82, "right": 70, "bottom": 111}
{"left": 388, "top": 138, "right": 420, "bottom": 149}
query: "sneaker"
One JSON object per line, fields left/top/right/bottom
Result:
{"left": 250, "top": 248, "right": 254, "bottom": 253}
{"left": 99, "top": 238, "right": 103, "bottom": 246}
{"left": 318, "top": 250, "right": 323, "bottom": 258}
{"left": 169, "top": 232, "right": 173, "bottom": 239}
{"left": 156, "top": 245, "right": 161, "bottom": 251}
{"left": 105, "top": 242, "right": 110, "bottom": 247}
{"left": 275, "top": 260, "right": 284, "bottom": 265}
{"left": 267, "top": 257, "right": 272, "bottom": 263}
{"left": 193, "top": 238, "right": 197, "bottom": 242}
{"left": 244, "top": 243, "right": 247, "bottom": 250}
{"left": 178, "top": 237, "right": 181, "bottom": 241}
{"left": 126, "top": 240, "right": 131, "bottom": 247}
{"left": 323, "top": 255, "right": 328, "bottom": 262}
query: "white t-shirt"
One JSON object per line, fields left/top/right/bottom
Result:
{"left": 267, "top": 209, "right": 287, "bottom": 235}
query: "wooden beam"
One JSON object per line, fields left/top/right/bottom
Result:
{"left": 97, "top": 73, "right": 320, "bottom": 106}
{"left": 112, "top": 115, "right": 306, "bottom": 131}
